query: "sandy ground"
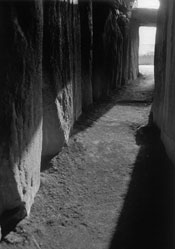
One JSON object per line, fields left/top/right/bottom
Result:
{"left": 1, "top": 66, "right": 173, "bottom": 249}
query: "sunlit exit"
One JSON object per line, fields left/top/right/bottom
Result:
{"left": 137, "top": 0, "right": 160, "bottom": 9}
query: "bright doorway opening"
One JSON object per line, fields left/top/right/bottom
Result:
{"left": 134, "top": 0, "right": 160, "bottom": 9}
{"left": 139, "top": 26, "right": 156, "bottom": 76}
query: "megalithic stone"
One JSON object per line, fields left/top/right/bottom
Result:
{"left": 0, "top": 0, "right": 43, "bottom": 234}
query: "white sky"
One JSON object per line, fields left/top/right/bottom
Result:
{"left": 137, "top": 0, "right": 160, "bottom": 9}
{"left": 139, "top": 27, "right": 156, "bottom": 55}
{"left": 136, "top": 0, "right": 159, "bottom": 55}
{"left": 139, "top": 27, "right": 156, "bottom": 45}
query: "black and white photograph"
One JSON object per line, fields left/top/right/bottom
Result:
{"left": 0, "top": 0, "right": 173, "bottom": 248}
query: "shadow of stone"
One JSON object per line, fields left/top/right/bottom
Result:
{"left": 108, "top": 124, "right": 174, "bottom": 249}
{"left": 0, "top": 203, "right": 27, "bottom": 239}
{"left": 72, "top": 96, "right": 116, "bottom": 135}
{"left": 72, "top": 89, "right": 153, "bottom": 136}
{"left": 41, "top": 155, "right": 58, "bottom": 172}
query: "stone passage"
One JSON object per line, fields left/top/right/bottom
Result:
{"left": 0, "top": 0, "right": 175, "bottom": 245}
{"left": 1, "top": 67, "right": 172, "bottom": 249}
{"left": 0, "top": 0, "right": 139, "bottom": 230}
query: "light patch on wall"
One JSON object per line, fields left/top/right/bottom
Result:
{"left": 72, "top": 0, "right": 78, "bottom": 4}
{"left": 60, "top": 0, "right": 78, "bottom": 4}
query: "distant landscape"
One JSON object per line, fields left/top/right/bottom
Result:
{"left": 139, "top": 44, "right": 155, "bottom": 65}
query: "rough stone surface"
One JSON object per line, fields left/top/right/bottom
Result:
{"left": 1, "top": 67, "right": 172, "bottom": 249}
{"left": 131, "top": 8, "right": 157, "bottom": 27}
{"left": 42, "top": 0, "right": 82, "bottom": 157}
{"left": 71, "top": 3, "right": 82, "bottom": 121}
{"left": 153, "top": 0, "right": 175, "bottom": 165}
{"left": 0, "top": 0, "right": 43, "bottom": 221}
{"left": 128, "top": 21, "right": 139, "bottom": 80}
{"left": 92, "top": 1, "right": 131, "bottom": 101}
{"left": 79, "top": 0, "right": 93, "bottom": 110}
{"left": 0, "top": 0, "right": 142, "bottom": 232}
{"left": 92, "top": 1, "right": 110, "bottom": 100}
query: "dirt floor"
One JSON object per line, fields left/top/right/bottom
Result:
{"left": 1, "top": 66, "right": 173, "bottom": 249}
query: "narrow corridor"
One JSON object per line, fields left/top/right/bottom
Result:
{"left": 2, "top": 68, "right": 173, "bottom": 248}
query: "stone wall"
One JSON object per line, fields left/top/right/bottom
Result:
{"left": 152, "top": 0, "right": 175, "bottom": 165}
{"left": 92, "top": 0, "right": 132, "bottom": 101}
{"left": 0, "top": 0, "right": 137, "bottom": 231}
{"left": 42, "top": 0, "right": 81, "bottom": 158}
{"left": 131, "top": 8, "right": 157, "bottom": 27}
{"left": 0, "top": 0, "right": 43, "bottom": 230}
{"left": 79, "top": 0, "right": 93, "bottom": 110}
{"left": 128, "top": 21, "right": 139, "bottom": 80}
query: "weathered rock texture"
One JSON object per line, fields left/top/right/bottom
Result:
{"left": 92, "top": 0, "right": 132, "bottom": 101}
{"left": 79, "top": 0, "right": 93, "bottom": 110}
{"left": 128, "top": 21, "right": 139, "bottom": 80}
{"left": 0, "top": 0, "right": 140, "bottom": 231}
{"left": 131, "top": 8, "right": 157, "bottom": 27}
{"left": 153, "top": 0, "right": 175, "bottom": 165}
{"left": 42, "top": 0, "right": 81, "bottom": 157}
{"left": 0, "top": 0, "right": 43, "bottom": 225}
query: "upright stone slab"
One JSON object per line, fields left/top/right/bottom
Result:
{"left": 72, "top": 2, "right": 82, "bottom": 121}
{"left": 0, "top": 0, "right": 43, "bottom": 224}
{"left": 42, "top": 0, "right": 82, "bottom": 158}
{"left": 152, "top": 0, "right": 167, "bottom": 126}
{"left": 79, "top": 0, "right": 93, "bottom": 110}
{"left": 128, "top": 21, "right": 139, "bottom": 80}
{"left": 92, "top": 0, "right": 132, "bottom": 100}
{"left": 153, "top": 0, "right": 175, "bottom": 165}
{"left": 92, "top": 0, "right": 111, "bottom": 100}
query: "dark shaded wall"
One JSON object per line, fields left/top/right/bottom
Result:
{"left": 0, "top": 1, "right": 43, "bottom": 219}
{"left": 79, "top": 0, "right": 93, "bottom": 110}
{"left": 92, "top": 0, "right": 132, "bottom": 101}
{"left": 131, "top": 8, "right": 157, "bottom": 27}
{"left": 92, "top": 1, "right": 111, "bottom": 100}
{"left": 42, "top": 0, "right": 81, "bottom": 157}
{"left": 0, "top": 0, "right": 138, "bottom": 227}
{"left": 152, "top": 0, "right": 175, "bottom": 165}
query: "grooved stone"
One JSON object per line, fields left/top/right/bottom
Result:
{"left": 0, "top": 1, "right": 43, "bottom": 220}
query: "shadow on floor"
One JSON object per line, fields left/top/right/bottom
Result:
{"left": 109, "top": 125, "right": 174, "bottom": 249}
{"left": 72, "top": 85, "right": 153, "bottom": 137}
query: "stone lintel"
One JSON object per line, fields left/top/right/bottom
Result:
{"left": 131, "top": 8, "right": 157, "bottom": 26}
